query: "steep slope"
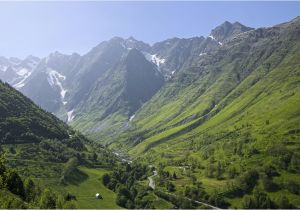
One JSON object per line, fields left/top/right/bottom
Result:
{"left": 67, "top": 37, "right": 151, "bottom": 110}
{"left": 148, "top": 37, "right": 218, "bottom": 78}
{"left": 0, "top": 37, "right": 163, "bottom": 142}
{"left": 0, "top": 80, "right": 121, "bottom": 209}
{"left": 147, "top": 21, "right": 253, "bottom": 79}
{"left": 21, "top": 52, "right": 80, "bottom": 113}
{"left": 0, "top": 81, "right": 73, "bottom": 144}
{"left": 71, "top": 49, "right": 164, "bottom": 141}
{"left": 210, "top": 21, "right": 254, "bottom": 43}
{"left": 111, "top": 16, "right": 300, "bottom": 209}
{"left": 125, "top": 17, "right": 300, "bottom": 154}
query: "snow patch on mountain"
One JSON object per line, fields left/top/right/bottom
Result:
{"left": 47, "top": 69, "right": 68, "bottom": 103}
{"left": 208, "top": 35, "right": 216, "bottom": 41}
{"left": 129, "top": 114, "right": 135, "bottom": 122}
{"left": 208, "top": 35, "right": 223, "bottom": 45}
{"left": 17, "top": 68, "right": 29, "bottom": 76}
{"left": 120, "top": 42, "right": 133, "bottom": 50}
{"left": 67, "top": 109, "right": 75, "bottom": 122}
{"left": 152, "top": 54, "right": 165, "bottom": 66}
{"left": 143, "top": 52, "right": 166, "bottom": 71}
{"left": 14, "top": 71, "right": 32, "bottom": 89}
{"left": 0, "top": 65, "right": 8, "bottom": 72}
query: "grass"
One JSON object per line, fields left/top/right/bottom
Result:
{"left": 61, "top": 167, "right": 121, "bottom": 209}
{"left": 7, "top": 156, "right": 120, "bottom": 209}
{"left": 152, "top": 195, "right": 173, "bottom": 209}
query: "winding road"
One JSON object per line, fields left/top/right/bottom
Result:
{"left": 148, "top": 170, "right": 157, "bottom": 189}
{"left": 113, "top": 153, "right": 220, "bottom": 209}
{"left": 147, "top": 168, "right": 220, "bottom": 209}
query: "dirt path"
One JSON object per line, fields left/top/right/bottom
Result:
{"left": 148, "top": 170, "right": 157, "bottom": 189}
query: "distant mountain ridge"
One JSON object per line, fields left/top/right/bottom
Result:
{"left": 0, "top": 19, "right": 275, "bottom": 141}
{"left": 209, "top": 21, "right": 254, "bottom": 43}
{"left": 0, "top": 55, "right": 40, "bottom": 89}
{"left": 1, "top": 16, "right": 300, "bottom": 209}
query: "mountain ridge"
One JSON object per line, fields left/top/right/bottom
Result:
{"left": 1, "top": 19, "right": 298, "bottom": 145}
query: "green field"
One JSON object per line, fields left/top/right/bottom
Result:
{"left": 63, "top": 167, "right": 121, "bottom": 209}
{"left": 9, "top": 159, "right": 121, "bottom": 209}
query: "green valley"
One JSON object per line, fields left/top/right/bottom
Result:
{"left": 0, "top": 5, "right": 299, "bottom": 209}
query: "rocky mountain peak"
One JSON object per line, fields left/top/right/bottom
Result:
{"left": 210, "top": 21, "right": 254, "bottom": 42}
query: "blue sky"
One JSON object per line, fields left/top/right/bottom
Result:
{"left": 0, "top": 1, "right": 299, "bottom": 58}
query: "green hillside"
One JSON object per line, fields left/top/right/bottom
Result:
{"left": 1, "top": 14, "right": 300, "bottom": 209}
{"left": 110, "top": 17, "right": 300, "bottom": 208}
{"left": 0, "top": 81, "right": 121, "bottom": 208}
{"left": 0, "top": 81, "right": 72, "bottom": 144}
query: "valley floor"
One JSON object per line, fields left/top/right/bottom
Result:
{"left": 61, "top": 167, "right": 121, "bottom": 209}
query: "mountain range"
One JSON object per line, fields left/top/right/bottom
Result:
{"left": 0, "top": 19, "right": 256, "bottom": 142}
{"left": 0, "top": 16, "right": 300, "bottom": 209}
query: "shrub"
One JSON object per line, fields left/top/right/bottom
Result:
{"left": 242, "top": 187, "right": 275, "bottom": 209}
{"left": 166, "top": 181, "right": 176, "bottom": 192}
{"left": 237, "top": 169, "right": 259, "bottom": 193}
{"left": 263, "top": 164, "right": 279, "bottom": 177}
{"left": 262, "top": 177, "right": 278, "bottom": 192}
{"left": 276, "top": 195, "right": 294, "bottom": 209}
{"left": 39, "top": 188, "right": 57, "bottom": 209}
{"left": 227, "top": 166, "right": 237, "bottom": 179}
{"left": 285, "top": 180, "right": 300, "bottom": 195}
{"left": 4, "top": 170, "right": 25, "bottom": 198}
{"left": 102, "top": 173, "right": 111, "bottom": 186}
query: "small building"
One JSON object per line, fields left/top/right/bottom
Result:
{"left": 95, "top": 193, "right": 103, "bottom": 199}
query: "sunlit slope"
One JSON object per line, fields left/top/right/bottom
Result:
{"left": 127, "top": 17, "right": 300, "bottom": 156}
{"left": 131, "top": 42, "right": 299, "bottom": 155}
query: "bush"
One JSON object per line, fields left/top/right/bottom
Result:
{"left": 24, "top": 178, "right": 38, "bottom": 202}
{"left": 185, "top": 185, "right": 208, "bottom": 201}
{"left": 288, "top": 154, "right": 300, "bottom": 173}
{"left": 102, "top": 173, "right": 111, "bottom": 186}
{"left": 263, "top": 164, "right": 279, "bottom": 177}
{"left": 285, "top": 180, "right": 300, "bottom": 195}
{"left": 262, "top": 177, "right": 278, "bottom": 192}
{"left": 154, "top": 190, "right": 194, "bottom": 209}
{"left": 237, "top": 169, "right": 259, "bottom": 193}
{"left": 166, "top": 181, "right": 176, "bottom": 192}
{"left": 208, "top": 191, "right": 228, "bottom": 208}
{"left": 227, "top": 166, "right": 237, "bottom": 179}
{"left": 4, "top": 170, "right": 25, "bottom": 198}
{"left": 242, "top": 187, "right": 275, "bottom": 209}
{"left": 276, "top": 195, "right": 294, "bottom": 209}
{"left": 39, "top": 188, "right": 57, "bottom": 209}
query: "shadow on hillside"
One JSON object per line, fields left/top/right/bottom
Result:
{"left": 64, "top": 168, "right": 89, "bottom": 185}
